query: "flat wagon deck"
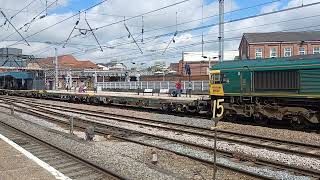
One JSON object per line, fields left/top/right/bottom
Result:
{"left": 0, "top": 89, "right": 211, "bottom": 113}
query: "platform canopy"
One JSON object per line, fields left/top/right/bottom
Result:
{"left": 0, "top": 72, "right": 32, "bottom": 79}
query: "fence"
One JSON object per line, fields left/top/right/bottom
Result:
{"left": 96, "top": 80, "right": 210, "bottom": 91}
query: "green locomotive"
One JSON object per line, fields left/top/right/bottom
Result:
{"left": 209, "top": 57, "right": 320, "bottom": 128}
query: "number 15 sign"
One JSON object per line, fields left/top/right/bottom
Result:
{"left": 212, "top": 99, "right": 224, "bottom": 120}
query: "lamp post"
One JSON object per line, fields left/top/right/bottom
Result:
{"left": 203, "top": 54, "right": 220, "bottom": 180}
{"left": 54, "top": 47, "right": 58, "bottom": 91}
{"left": 209, "top": 57, "right": 218, "bottom": 68}
{"left": 131, "top": 62, "right": 144, "bottom": 81}
{"left": 202, "top": 56, "right": 218, "bottom": 74}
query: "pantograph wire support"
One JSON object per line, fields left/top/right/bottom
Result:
{"left": 124, "top": 17, "right": 143, "bottom": 54}
{"left": 201, "top": 2, "right": 204, "bottom": 57}
{"left": 0, "top": 0, "right": 37, "bottom": 28}
{"left": 162, "top": 12, "right": 178, "bottom": 55}
{"left": 63, "top": 11, "right": 80, "bottom": 48}
{"left": 21, "top": 0, "right": 58, "bottom": 32}
{"left": 84, "top": 12, "right": 103, "bottom": 52}
{"left": 0, "top": 11, "right": 30, "bottom": 46}
{"left": 63, "top": 12, "right": 103, "bottom": 51}
{"left": 141, "top": 16, "right": 144, "bottom": 43}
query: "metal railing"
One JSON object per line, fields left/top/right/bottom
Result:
{"left": 96, "top": 81, "right": 210, "bottom": 91}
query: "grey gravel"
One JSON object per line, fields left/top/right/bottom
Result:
{"left": 0, "top": 107, "right": 257, "bottom": 180}
{"left": 7, "top": 102, "right": 318, "bottom": 179}
{"left": 2, "top": 98, "right": 320, "bottom": 179}
{"left": 38, "top": 106, "right": 320, "bottom": 173}
{"left": 29, "top": 98, "right": 320, "bottom": 146}
{"left": 0, "top": 109, "right": 178, "bottom": 180}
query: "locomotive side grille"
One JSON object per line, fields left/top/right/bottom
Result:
{"left": 254, "top": 71, "right": 299, "bottom": 90}
{"left": 299, "top": 69, "right": 320, "bottom": 93}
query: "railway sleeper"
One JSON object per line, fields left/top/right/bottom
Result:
{"left": 232, "top": 152, "right": 257, "bottom": 163}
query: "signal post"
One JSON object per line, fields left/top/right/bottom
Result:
{"left": 211, "top": 96, "right": 224, "bottom": 179}
{"left": 209, "top": 70, "right": 225, "bottom": 179}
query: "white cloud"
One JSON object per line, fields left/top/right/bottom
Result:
{"left": 1, "top": 0, "right": 319, "bottom": 66}
{"left": 260, "top": 2, "right": 281, "bottom": 14}
{"left": 205, "top": 0, "right": 320, "bottom": 60}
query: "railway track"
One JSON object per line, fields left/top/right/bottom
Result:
{"left": 0, "top": 102, "right": 274, "bottom": 180}
{"left": 4, "top": 93, "right": 320, "bottom": 132}
{"left": 0, "top": 121, "right": 124, "bottom": 180}
{"left": 6, "top": 96, "right": 320, "bottom": 159}
{"left": 1, "top": 96, "right": 320, "bottom": 179}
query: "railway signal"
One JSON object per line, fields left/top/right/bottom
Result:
{"left": 184, "top": 63, "right": 192, "bottom": 97}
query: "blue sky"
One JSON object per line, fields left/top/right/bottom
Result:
{"left": 54, "top": 0, "right": 280, "bottom": 15}
{"left": 52, "top": 0, "right": 101, "bottom": 14}
{"left": 52, "top": 0, "right": 292, "bottom": 23}
{"left": 3, "top": 0, "right": 316, "bottom": 64}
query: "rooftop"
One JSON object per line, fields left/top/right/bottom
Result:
{"left": 243, "top": 31, "right": 320, "bottom": 43}
{"left": 38, "top": 55, "right": 99, "bottom": 69}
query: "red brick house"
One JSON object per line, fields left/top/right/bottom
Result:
{"left": 177, "top": 60, "right": 210, "bottom": 76}
{"left": 239, "top": 32, "right": 320, "bottom": 60}
{"left": 38, "top": 55, "right": 100, "bottom": 89}
{"left": 38, "top": 55, "right": 99, "bottom": 69}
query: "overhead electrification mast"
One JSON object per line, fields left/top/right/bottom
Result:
{"left": 218, "top": 0, "right": 224, "bottom": 62}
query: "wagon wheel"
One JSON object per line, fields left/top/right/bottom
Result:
{"left": 186, "top": 105, "right": 197, "bottom": 113}
{"left": 74, "top": 97, "right": 80, "bottom": 103}
{"left": 253, "top": 113, "right": 268, "bottom": 126}
{"left": 85, "top": 97, "right": 90, "bottom": 104}
{"left": 161, "top": 104, "right": 169, "bottom": 112}
{"left": 93, "top": 97, "right": 100, "bottom": 104}
{"left": 222, "top": 110, "right": 237, "bottom": 122}
{"left": 136, "top": 100, "right": 143, "bottom": 107}
{"left": 103, "top": 98, "right": 112, "bottom": 105}
{"left": 291, "top": 116, "right": 308, "bottom": 130}
{"left": 224, "top": 115, "right": 237, "bottom": 122}
{"left": 175, "top": 104, "right": 184, "bottom": 112}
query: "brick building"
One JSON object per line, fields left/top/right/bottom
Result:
{"left": 239, "top": 32, "right": 320, "bottom": 60}
{"left": 177, "top": 60, "right": 210, "bottom": 76}
{"left": 38, "top": 55, "right": 99, "bottom": 69}
{"left": 38, "top": 55, "right": 100, "bottom": 89}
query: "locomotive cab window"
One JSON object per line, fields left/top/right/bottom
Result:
{"left": 210, "top": 73, "right": 226, "bottom": 84}
{"left": 210, "top": 74, "right": 220, "bottom": 84}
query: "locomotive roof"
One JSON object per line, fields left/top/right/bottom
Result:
{"left": 212, "top": 56, "right": 320, "bottom": 71}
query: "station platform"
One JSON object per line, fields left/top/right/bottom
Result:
{"left": 47, "top": 90, "right": 208, "bottom": 102}
{"left": 0, "top": 135, "right": 66, "bottom": 180}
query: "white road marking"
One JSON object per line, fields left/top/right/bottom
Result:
{"left": 0, "top": 133, "right": 71, "bottom": 180}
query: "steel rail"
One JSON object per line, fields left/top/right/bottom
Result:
{"left": 0, "top": 119, "right": 126, "bottom": 180}
{"left": 0, "top": 102, "right": 273, "bottom": 179}
{"left": 1, "top": 99, "right": 319, "bottom": 179}
{"left": 5, "top": 96, "right": 320, "bottom": 159}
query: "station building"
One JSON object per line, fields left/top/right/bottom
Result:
{"left": 0, "top": 69, "right": 45, "bottom": 90}
{"left": 0, "top": 48, "right": 45, "bottom": 90}
{"left": 143, "top": 51, "right": 237, "bottom": 81}
{"left": 38, "top": 55, "right": 100, "bottom": 90}
{"left": 239, "top": 31, "right": 320, "bottom": 60}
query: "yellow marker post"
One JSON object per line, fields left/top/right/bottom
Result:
{"left": 211, "top": 98, "right": 224, "bottom": 180}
